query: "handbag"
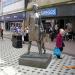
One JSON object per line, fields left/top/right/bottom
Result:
{"left": 53, "top": 47, "right": 61, "bottom": 56}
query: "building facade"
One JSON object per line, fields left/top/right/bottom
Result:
{"left": 27, "top": 0, "right": 75, "bottom": 33}
{"left": 0, "top": 0, "right": 75, "bottom": 33}
{"left": 0, "top": 0, "right": 25, "bottom": 31}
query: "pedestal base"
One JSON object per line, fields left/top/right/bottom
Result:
{"left": 19, "top": 52, "right": 52, "bottom": 68}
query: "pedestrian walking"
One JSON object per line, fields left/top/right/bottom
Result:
{"left": 54, "top": 24, "right": 59, "bottom": 37}
{"left": 1, "top": 28, "right": 3, "bottom": 39}
{"left": 56, "top": 29, "right": 65, "bottom": 59}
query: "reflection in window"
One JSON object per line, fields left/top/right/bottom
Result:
{"left": 3, "top": 0, "right": 22, "bottom": 7}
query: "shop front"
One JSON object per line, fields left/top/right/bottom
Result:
{"left": 0, "top": 11, "right": 25, "bottom": 31}
{"left": 40, "top": 3, "right": 75, "bottom": 33}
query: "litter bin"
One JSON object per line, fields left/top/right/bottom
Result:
{"left": 12, "top": 34, "right": 22, "bottom": 48}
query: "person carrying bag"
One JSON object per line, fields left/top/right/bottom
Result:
{"left": 55, "top": 29, "right": 65, "bottom": 59}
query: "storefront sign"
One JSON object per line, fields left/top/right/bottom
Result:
{"left": 41, "top": 8, "right": 57, "bottom": 16}
{"left": 0, "top": 12, "right": 25, "bottom": 21}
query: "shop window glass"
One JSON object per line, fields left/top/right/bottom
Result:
{"left": 3, "top": 0, "right": 22, "bottom": 7}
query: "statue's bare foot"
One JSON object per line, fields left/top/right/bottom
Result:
{"left": 43, "top": 51, "right": 46, "bottom": 54}
{"left": 27, "top": 52, "right": 30, "bottom": 55}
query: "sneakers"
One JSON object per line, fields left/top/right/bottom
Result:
{"left": 57, "top": 55, "right": 62, "bottom": 59}
{"left": 58, "top": 57, "right": 62, "bottom": 59}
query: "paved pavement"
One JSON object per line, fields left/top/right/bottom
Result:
{"left": 3, "top": 31, "right": 12, "bottom": 39}
{"left": 0, "top": 38, "right": 75, "bottom": 75}
{"left": 3, "top": 31, "right": 75, "bottom": 56}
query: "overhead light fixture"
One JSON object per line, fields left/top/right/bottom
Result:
{"left": 14, "top": 16, "right": 17, "bottom": 18}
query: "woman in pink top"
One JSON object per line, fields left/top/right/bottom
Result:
{"left": 56, "top": 29, "right": 65, "bottom": 59}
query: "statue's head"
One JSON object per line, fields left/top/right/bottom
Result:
{"left": 32, "top": 4, "right": 39, "bottom": 12}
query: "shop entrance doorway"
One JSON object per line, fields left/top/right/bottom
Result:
{"left": 57, "top": 19, "right": 64, "bottom": 29}
{"left": 5, "top": 22, "right": 22, "bottom": 31}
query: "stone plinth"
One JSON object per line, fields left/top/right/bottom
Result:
{"left": 19, "top": 52, "right": 52, "bottom": 68}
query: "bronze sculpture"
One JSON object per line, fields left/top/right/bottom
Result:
{"left": 27, "top": 4, "right": 46, "bottom": 54}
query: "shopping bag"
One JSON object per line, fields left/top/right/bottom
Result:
{"left": 53, "top": 47, "right": 61, "bottom": 56}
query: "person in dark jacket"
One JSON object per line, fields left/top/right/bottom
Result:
{"left": 56, "top": 29, "right": 65, "bottom": 59}
{"left": 0, "top": 28, "right": 3, "bottom": 39}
